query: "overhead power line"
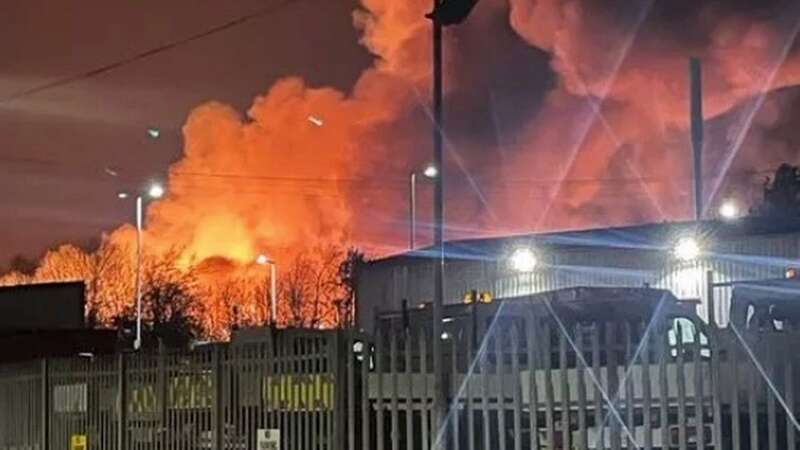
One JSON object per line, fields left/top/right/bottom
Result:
{"left": 169, "top": 170, "right": 391, "bottom": 185}
{"left": 0, "top": 0, "right": 303, "bottom": 104}
{"left": 163, "top": 168, "right": 777, "bottom": 187}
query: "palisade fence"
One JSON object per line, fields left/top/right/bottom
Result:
{"left": 3, "top": 316, "right": 800, "bottom": 450}
{"left": 0, "top": 330, "right": 348, "bottom": 450}
{"left": 345, "top": 307, "right": 800, "bottom": 450}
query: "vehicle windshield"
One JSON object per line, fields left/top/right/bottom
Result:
{"left": 667, "top": 317, "right": 710, "bottom": 359}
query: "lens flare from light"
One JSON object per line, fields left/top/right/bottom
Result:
{"left": 674, "top": 237, "right": 702, "bottom": 261}
{"left": 510, "top": 248, "right": 537, "bottom": 273}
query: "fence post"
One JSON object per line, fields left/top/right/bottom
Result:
{"left": 212, "top": 346, "right": 224, "bottom": 450}
{"left": 333, "top": 331, "right": 347, "bottom": 450}
{"left": 157, "top": 346, "right": 167, "bottom": 443}
{"left": 706, "top": 270, "right": 716, "bottom": 326}
{"left": 117, "top": 353, "right": 127, "bottom": 450}
{"left": 40, "top": 358, "right": 49, "bottom": 450}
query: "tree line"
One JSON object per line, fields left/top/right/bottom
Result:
{"left": 0, "top": 237, "right": 365, "bottom": 344}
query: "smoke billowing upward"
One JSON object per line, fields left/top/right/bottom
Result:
{"left": 134, "top": 0, "right": 800, "bottom": 263}
{"left": 504, "top": 0, "right": 800, "bottom": 229}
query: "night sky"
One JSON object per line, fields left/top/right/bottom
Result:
{"left": 1, "top": 0, "right": 370, "bottom": 265}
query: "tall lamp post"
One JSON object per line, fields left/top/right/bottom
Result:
{"left": 409, "top": 163, "right": 439, "bottom": 250}
{"left": 256, "top": 254, "right": 278, "bottom": 326}
{"left": 119, "top": 183, "right": 165, "bottom": 351}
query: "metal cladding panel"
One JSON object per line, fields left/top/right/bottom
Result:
{"left": 0, "top": 282, "right": 86, "bottom": 331}
{"left": 460, "top": 247, "right": 665, "bottom": 304}
{"left": 656, "top": 233, "right": 800, "bottom": 325}
{"left": 359, "top": 232, "right": 800, "bottom": 330}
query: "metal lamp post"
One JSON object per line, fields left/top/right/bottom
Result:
{"left": 125, "top": 183, "right": 165, "bottom": 351}
{"left": 256, "top": 254, "right": 278, "bottom": 326}
{"left": 409, "top": 164, "right": 439, "bottom": 250}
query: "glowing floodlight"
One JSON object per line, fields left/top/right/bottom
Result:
{"left": 510, "top": 248, "right": 537, "bottom": 273}
{"left": 674, "top": 237, "right": 702, "bottom": 261}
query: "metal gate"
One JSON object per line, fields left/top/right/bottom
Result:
{"left": 4, "top": 324, "right": 800, "bottom": 450}
{"left": 344, "top": 306, "right": 800, "bottom": 450}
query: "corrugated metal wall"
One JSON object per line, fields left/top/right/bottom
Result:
{"left": 359, "top": 233, "right": 800, "bottom": 330}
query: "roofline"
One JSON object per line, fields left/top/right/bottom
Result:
{"left": 366, "top": 216, "right": 800, "bottom": 266}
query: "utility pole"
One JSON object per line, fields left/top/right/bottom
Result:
{"left": 690, "top": 57, "right": 704, "bottom": 220}
{"left": 431, "top": 0, "right": 446, "bottom": 446}
{"left": 426, "top": 1, "right": 479, "bottom": 447}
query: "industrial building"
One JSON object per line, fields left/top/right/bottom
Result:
{"left": 356, "top": 217, "right": 800, "bottom": 331}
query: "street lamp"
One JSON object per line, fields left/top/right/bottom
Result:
{"left": 119, "top": 182, "right": 164, "bottom": 351}
{"left": 509, "top": 247, "right": 538, "bottom": 273}
{"left": 147, "top": 184, "right": 165, "bottom": 199}
{"left": 409, "top": 163, "right": 438, "bottom": 249}
{"left": 719, "top": 199, "right": 740, "bottom": 220}
{"left": 423, "top": 164, "right": 438, "bottom": 179}
{"left": 256, "top": 254, "right": 278, "bottom": 326}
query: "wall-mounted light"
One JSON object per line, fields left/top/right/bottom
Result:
{"left": 509, "top": 248, "right": 537, "bottom": 273}
{"left": 674, "top": 237, "right": 702, "bottom": 262}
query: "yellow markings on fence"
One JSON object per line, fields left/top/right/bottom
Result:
{"left": 261, "top": 374, "right": 335, "bottom": 411}
{"left": 128, "top": 375, "right": 213, "bottom": 414}
{"left": 126, "top": 373, "right": 335, "bottom": 414}
{"left": 128, "top": 384, "right": 157, "bottom": 414}
{"left": 70, "top": 434, "right": 87, "bottom": 450}
{"left": 168, "top": 375, "right": 213, "bottom": 409}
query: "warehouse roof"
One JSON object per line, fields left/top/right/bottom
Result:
{"left": 370, "top": 216, "right": 800, "bottom": 266}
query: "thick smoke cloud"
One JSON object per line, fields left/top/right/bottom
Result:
{"left": 502, "top": 0, "right": 800, "bottom": 229}
{"left": 142, "top": 0, "right": 800, "bottom": 262}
